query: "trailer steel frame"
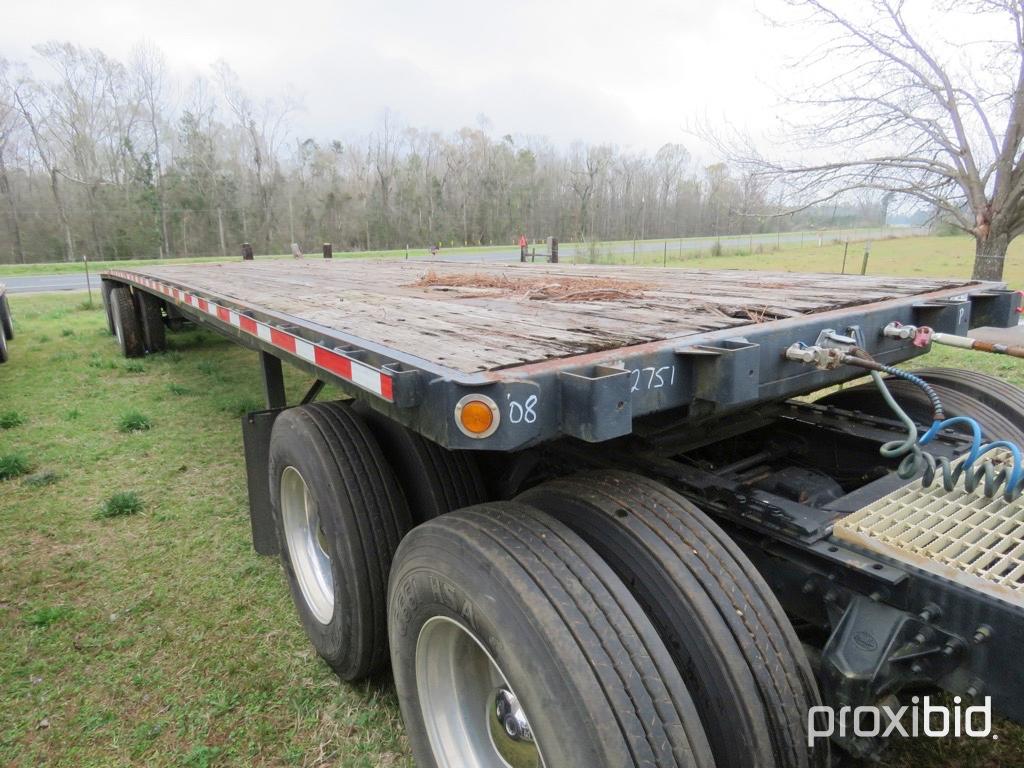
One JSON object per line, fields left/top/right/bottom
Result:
{"left": 102, "top": 267, "right": 1018, "bottom": 450}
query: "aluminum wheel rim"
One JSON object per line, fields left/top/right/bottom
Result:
{"left": 416, "top": 616, "right": 545, "bottom": 768}
{"left": 280, "top": 466, "right": 334, "bottom": 624}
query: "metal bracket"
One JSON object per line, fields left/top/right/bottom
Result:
{"left": 815, "top": 325, "right": 864, "bottom": 351}
{"left": 821, "top": 595, "right": 965, "bottom": 758}
{"left": 558, "top": 365, "right": 632, "bottom": 442}
{"left": 260, "top": 351, "right": 287, "bottom": 409}
{"left": 913, "top": 298, "right": 971, "bottom": 334}
{"left": 677, "top": 339, "right": 760, "bottom": 406}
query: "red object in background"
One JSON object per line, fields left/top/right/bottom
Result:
{"left": 519, "top": 234, "right": 527, "bottom": 248}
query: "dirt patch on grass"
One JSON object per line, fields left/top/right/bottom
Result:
{"left": 411, "top": 270, "right": 648, "bottom": 302}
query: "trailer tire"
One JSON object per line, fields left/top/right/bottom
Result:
{"left": 818, "top": 378, "right": 1024, "bottom": 444}
{"left": 519, "top": 471, "right": 827, "bottom": 768}
{"left": 0, "top": 321, "right": 7, "bottom": 363}
{"left": 101, "top": 281, "right": 115, "bottom": 335}
{"left": 111, "top": 285, "right": 145, "bottom": 358}
{"left": 389, "top": 502, "right": 714, "bottom": 768}
{"left": 137, "top": 292, "right": 166, "bottom": 353}
{"left": 909, "top": 368, "right": 1024, "bottom": 434}
{"left": 1, "top": 292, "right": 13, "bottom": 340}
{"left": 269, "top": 401, "right": 411, "bottom": 681}
{"left": 352, "top": 402, "right": 487, "bottom": 524}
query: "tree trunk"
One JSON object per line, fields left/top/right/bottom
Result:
{"left": 0, "top": 153, "right": 25, "bottom": 264}
{"left": 151, "top": 120, "right": 171, "bottom": 259}
{"left": 972, "top": 230, "right": 1009, "bottom": 281}
{"left": 217, "top": 207, "right": 227, "bottom": 257}
{"left": 49, "top": 169, "right": 74, "bottom": 262}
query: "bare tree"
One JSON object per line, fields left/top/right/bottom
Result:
{"left": 728, "top": 0, "right": 1024, "bottom": 279}
{"left": 568, "top": 143, "right": 612, "bottom": 241}
{"left": 371, "top": 110, "right": 401, "bottom": 247}
{"left": 12, "top": 70, "right": 76, "bottom": 261}
{"left": 0, "top": 60, "right": 26, "bottom": 263}
{"left": 132, "top": 43, "right": 171, "bottom": 257}
{"left": 214, "top": 61, "right": 294, "bottom": 252}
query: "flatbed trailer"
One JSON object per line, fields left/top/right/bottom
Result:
{"left": 100, "top": 260, "right": 1024, "bottom": 767}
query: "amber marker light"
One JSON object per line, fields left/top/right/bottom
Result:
{"left": 454, "top": 394, "right": 500, "bottom": 438}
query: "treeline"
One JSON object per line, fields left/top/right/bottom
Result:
{"left": 0, "top": 42, "right": 884, "bottom": 264}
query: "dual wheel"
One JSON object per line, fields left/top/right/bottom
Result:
{"left": 104, "top": 282, "right": 166, "bottom": 357}
{"left": 269, "top": 401, "right": 826, "bottom": 768}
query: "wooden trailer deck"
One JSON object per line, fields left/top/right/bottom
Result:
{"left": 115, "top": 260, "right": 978, "bottom": 374}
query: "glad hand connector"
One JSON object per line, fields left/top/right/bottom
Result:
{"left": 785, "top": 342, "right": 847, "bottom": 370}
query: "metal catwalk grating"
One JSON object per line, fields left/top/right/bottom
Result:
{"left": 834, "top": 450, "right": 1024, "bottom": 600}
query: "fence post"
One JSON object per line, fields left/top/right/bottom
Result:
{"left": 663, "top": 241, "right": 667, "bottom": 267}
{"left": 83, "top": 253, "right": 93, "bottom": 307}
{"left": 322, "top": 243, "right": 333, "bottom": 259}
{"left": 861, "top": 241, "right": 872, "bottom": 275}
{"left": 841, "top": 239, "right": 849, "bottom": 274}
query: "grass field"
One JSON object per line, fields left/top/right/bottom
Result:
{"left": 2, "top": 242, "right": 1024, "bottom": 767}
{"left": 584, "top": 233, "right": 1024, "bottom": 284}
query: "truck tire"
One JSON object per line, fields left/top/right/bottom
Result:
{"left": 909, "top": 368, "right": 1024, "bottom": 434}
{"left": 111, "top": 285, "right": 145, "bottom": 358}
{"left": 101, "top": 281, "right": 115, "bottom": 335}
{"left": 818, "top": 378, "right": 1024, "bottom": 444}
{"left": 519, "top": 471, "right": 827, "bottom": 768}
{"left": 1, "top": 292, "right": 13, "bottom": 340}
{"left": 389, "top": 502, "right": 714, "bottom": 768}
{"left": 137, "top": 292, "right": 166, "bottom": 353}
{"left": 269, "top": 401, "right": 412, "bottom": 681}
{"left": 0, "top": 322, "right": 7, "bottom": 363}
{"left": 352, "top": 402, "right": 487, "bottom": 524}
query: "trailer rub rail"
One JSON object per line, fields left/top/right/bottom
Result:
{"left": 105, "top": 269, "right": 394, "bottom": 402}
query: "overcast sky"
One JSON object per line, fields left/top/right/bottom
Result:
{"left": 0, "top": 0, "right": 807, "bottom": 152}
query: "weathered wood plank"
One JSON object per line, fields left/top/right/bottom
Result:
{"left": 126, "top": 260, "right": 978, "bottom": 373}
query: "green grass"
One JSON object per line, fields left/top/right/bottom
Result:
{"left": 0, "top": 411, "right": 25, "bottom": 429}
{"left": 0, "top": 452, "right": 31, "bottom": 480}
{"left": 1, "top": 241, "right": 1024, "bottom": 766}
{"left": 576, "top": 233, "right": 1024, "bottom": 285}
{"left": 96, "top": 491, "right": 144, "bottom": 519}
{"left": 117, "top": 410, "right": 152, "bottom": 433}
{"left": 0, "top": 293, "right": 408, "bottom": 767}
{"left": 22, "top": 469, "right": 59, "bottom": 488}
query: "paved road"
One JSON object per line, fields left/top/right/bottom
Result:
{"left": 3, "top": 274, "right": 93, "bottom": 293}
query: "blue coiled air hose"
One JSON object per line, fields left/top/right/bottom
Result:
{"left": 859, "top": 363, "right": 1024, "bottom": 501}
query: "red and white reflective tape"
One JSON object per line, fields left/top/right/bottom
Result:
{"left": 106, "top": 270, "right": 394, "bottom": 402}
